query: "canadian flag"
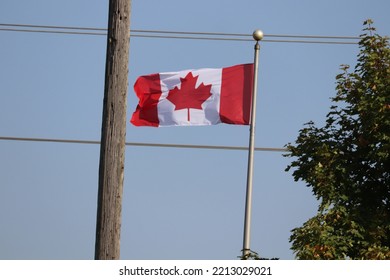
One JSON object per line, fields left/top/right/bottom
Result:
{"left": 130, "top": 63, "right": 254, "bottom": 127}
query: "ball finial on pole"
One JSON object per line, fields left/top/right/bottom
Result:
{"left": 252, "top": 29, "right": 264, "bottom": 41}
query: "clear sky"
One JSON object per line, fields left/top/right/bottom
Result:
{"left": 0, "top": 0, "right": 389, "bottom": 260}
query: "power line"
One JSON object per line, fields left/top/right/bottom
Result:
{"left": 0, "top": 23, "right": 361, "bottom": 45}
{"left": 0, "top": 28, "right": 358, "bottom": 44}
{"left": 0, "top": 23, "right": 106, "bottom": 31}
{"left": 0, "top": 23, "right": 362, "bottom": 39}
{"left": 0, "top": 136, "right": 288, "bottom": 152}
{"left": 131, "top": 34, "right": 358, "bottom": 44}
{"left": 0, "top": 28, "right": 106, "bottom": 36}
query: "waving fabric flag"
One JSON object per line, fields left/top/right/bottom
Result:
{"left": 130, "top": 63, "right": 254, "bottom": 127}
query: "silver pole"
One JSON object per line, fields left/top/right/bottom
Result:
{"left": 242, "top": 29, "right": 263, "bottom": 259}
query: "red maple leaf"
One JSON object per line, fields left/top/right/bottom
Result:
{"left": 166, "top": 72, "right": 212, "bottom": 121}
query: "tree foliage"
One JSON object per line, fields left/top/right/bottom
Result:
{"left": 285, "top": 20, "right": 390, "bottom": 259}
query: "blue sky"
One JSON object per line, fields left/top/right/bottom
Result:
{"left": 0, "top": 0, "right": 389, "bottom": 260}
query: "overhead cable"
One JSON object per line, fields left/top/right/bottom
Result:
{"left": 0, "top": 23, "right": 360, "bottom": 45}
{"left": 0, "top": 136, "right": 288, "bottom": 152}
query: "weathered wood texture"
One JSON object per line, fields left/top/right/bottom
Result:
{"left": 95, "top": 0, "right": 131, "bottom": 260}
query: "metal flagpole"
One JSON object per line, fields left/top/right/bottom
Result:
{"left": 242, "top": 29, "right": 263, "bottom": 259}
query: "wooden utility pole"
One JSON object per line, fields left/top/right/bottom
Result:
{"left": 95, "top": 0, "right": 131, "bottom": 260}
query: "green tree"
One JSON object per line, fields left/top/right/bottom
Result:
{"left": 285, "top": 20, "right": 390, "bottom": 259}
